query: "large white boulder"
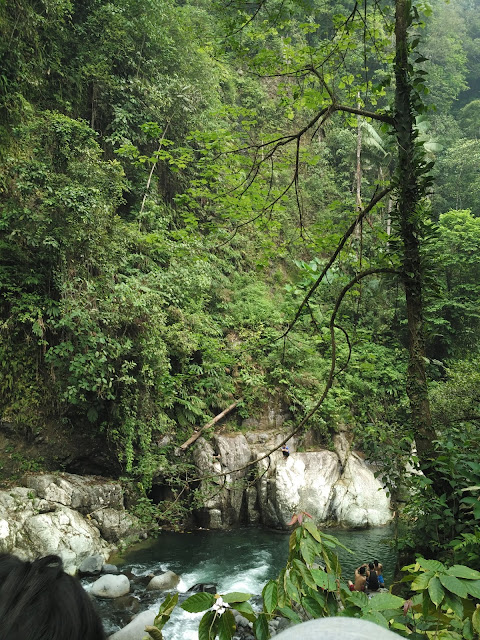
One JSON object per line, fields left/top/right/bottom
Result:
{"left": 22, "top": 506, "right": 111, "bottom": 574}
{"left": 330, "top": 454, "right": 391, "bottom": 527}
{"left": 274, "top": 451, "right": 341, "bottom": 525}
{"left": 91, "top": 574, "right": 130, "bottom": 598}
{"left": 194, "top": 429, "right": 392, "bottom": 529}
{"left": 0, "top": 474, "right": 142, "bottom": 573}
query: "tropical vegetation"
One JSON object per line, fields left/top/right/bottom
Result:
{"left": 1, "top": 2, "right": 480, "bottom": 630}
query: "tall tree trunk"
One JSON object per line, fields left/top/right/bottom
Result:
{"left": 394, "top": 0, "right": 437, "bottom": 468}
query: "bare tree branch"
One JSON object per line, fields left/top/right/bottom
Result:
{"left": 279, "top": 186, "right": 392, "bottom": 340}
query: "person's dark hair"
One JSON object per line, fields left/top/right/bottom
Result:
{"left": 368, "top": 562, "right": 375, "bottom": 570}
{"left": 359, "top": 566, "right": 366, "bottom": 575}
{"left": 374, "top": 559, "right": 379, "bottom": 566}
{"left": 0, "top": 553, "right": 106, "bottom": 640}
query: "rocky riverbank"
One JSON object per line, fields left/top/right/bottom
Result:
{"left": 0, "top": 473, "right": 143, "bottom": 573}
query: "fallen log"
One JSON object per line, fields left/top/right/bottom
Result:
{"left": 179, "top": 400, "right": 241, "bottom": 451}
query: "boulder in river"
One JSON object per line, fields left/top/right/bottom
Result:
{"left": 91, "top": 574, "right": 131, "bottom": 598}
{"left": 146, "top": 570, "right": 180, "bottom": 591}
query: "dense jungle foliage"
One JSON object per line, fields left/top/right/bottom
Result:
{"left": 1, "top": 0, "right": 480, "bottom": 575}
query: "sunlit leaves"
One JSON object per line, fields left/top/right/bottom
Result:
{"left": 181, "top": 592, "right": 216, "bottom": 613}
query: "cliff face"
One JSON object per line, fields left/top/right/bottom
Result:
{"left": 191, "top": 430, "right": 391, "bottom": 530}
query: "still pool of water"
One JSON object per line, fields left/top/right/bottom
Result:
{"left": 100, "top": 525, "right": 396, "bottom": 638}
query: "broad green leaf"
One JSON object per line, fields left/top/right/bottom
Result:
{"left": 144, "top": 626, "right": 163, "bottom": 640}
{"left": 439, "top": 574, "right": 468, "bottom": 599}
{"left": 423, "top": 589, "right": 433, "bottom": 617}
{"left": 417, "top": 558, "right": 446, "bottom": 572}
{"left": 289, "top": 530, "right": 298, "bottom": 555}
{"left": 303, "top": 520, "right": 322, "bottom": 542}
{"left": 253, "top": 613, "right": 270, "bottom": 640}
{"left": 311, "top": 568, "right": 328, "bottom": 589}
{"left": 153, "top": 593, "right": 179, "bottom": 629}
{"left": 306, "top": 587, "right": 326, "bottom": 608}
{"left": 276, "top": 606, "right": 302, "bottom": 624}
{"left": 463, "top": 617, "right": 474, "bottom": 640}
{"left": 302, "top": 595, "right": 325, "bottom": 618}
{"left": 411, "top": 571, "right": 434, "bottom": 590}
{"left": 292, "top": 559, "right": 318, "bottom": 590}
{"left": 232, "top": 601, "right": 256, "bottom": 622}
{"left": 181, "top": 592, "right": 215, "bottom": 613}
{"left": 362, "top": 611, "right": 389, "bottom": 628}
{"left": 472, "top": 605, "right": 480, "bottom": 634}
{"left": 222, "top": 592, "right": 252, "bottom": 604}
{"left": 428, "top": 576, "right": 445, "bottom": 606}
{"left": 435, "top": 632, "right": 463, "bottom": 640}
{"left": 218, "top": 609, "right": 236, "bottom": 640}
{"left": 443, "top": 591, "right": 464, "bottom": 619}
{"left": 369, "top": 593, "right": 405, "bottom": 611}
{"left": 198, "top": 611, "right": 217, "bottom": 640}
{"left": 285, "top": 570, "right": 300, "bottom": 602}
{"left": 347, "top": 590, "right": 369, "bottom": 610}
{"left": 463, "top": 579, "right": 480, "bottom": 599}
{"left": 300, "top": 536, "right": 318, "bottom": 565}
{"left": 319, "top": 532, "right": 352, "bottom": 553}
{"left": 277, "top": 570, "right": 287, "bottom": 608}
{"left": 446, "top": 566, "right": 480, "bottom": 580}
{"left": 262, "top": 581, "right": 278, "bottom": 614}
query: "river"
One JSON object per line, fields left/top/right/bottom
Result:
{"left": 98, "top": 525, "right": 397, "bottom": 638}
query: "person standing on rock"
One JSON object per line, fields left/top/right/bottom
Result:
{"left": 374, "top": 559, "right": 385, "bottom": 586}
{"left": 366, "top": 562, "right": 379, "bottom": 591}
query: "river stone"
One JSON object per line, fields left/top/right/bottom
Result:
{"left": 91, "top": 574, "right": 130, "bottom": 598}
{"left": 191, "top": 428, "right": 391, "bottom": 529}
{"left": 102, "top": 563, "right": 120, "bottom": 574}
{"left": 79, "top": 554, "right": 104, "bottom": 575}
{"left": 108, "top": 609, "right": 157, "bottom": 640}
{"left": 265, "top": 451, "right": 341, "bottom": 527}
{"left": 146, "top": 570, "right": 180, "bottom": 590}
{"left": 187, "top": 583, "right": 217, "bottom": 593}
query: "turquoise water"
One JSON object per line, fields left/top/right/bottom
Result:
{"left": 103, "top": 525, "right": 396, "bottom": 638}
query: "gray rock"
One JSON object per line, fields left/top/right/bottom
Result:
{"left": 234, "top": 614, "right": 251, "bottom": 628}
{"left": 25, "top": 474, "right": 124, "bottom": 514}
{"left": 102, "top": 563, "right": 120, "bottom": 574}
{"left": 274, "top": 617, "right": 400, "bottom": 640}
{"left": 108, "top": 609, "right": 157, "bottom": 640}
{"left": 79, "top": 554, "right": 104, "bottom": 575}
{"left": 91, "top": 507, "right": 142, "bottom": 542}
{"left": 146, "top": 570, "right": 180, "bottom": 591}
{"left": 0, "top": 474, "right": 145, "bottom": 573}
{"left": 91, "top": 574, "right": 130, "bottom": 598}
